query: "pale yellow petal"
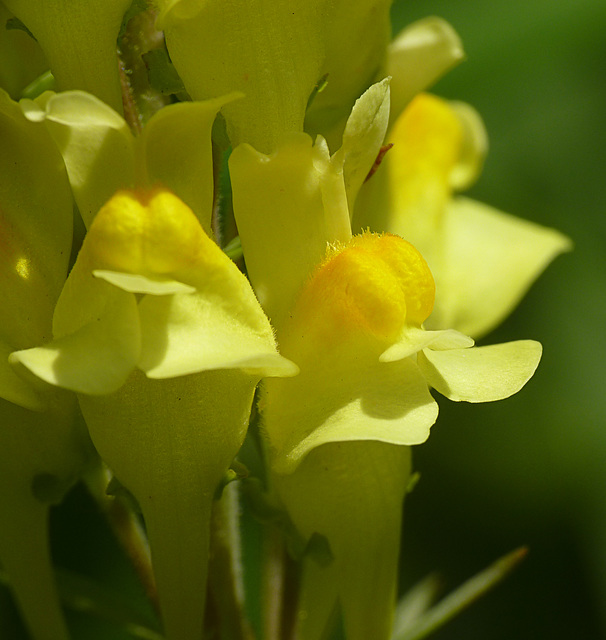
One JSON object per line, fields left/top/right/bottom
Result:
{"left": 93, "top": 270, "right": 195, "bottom": 295}
{"left": 387, "top": 17, "right": 465, "bottom": 122}
{"left": 159, "top": 0, "right": 327, "bottom": 151}
{"left": 139, "top": 95, "right": 240, "bottom": 235}
{"left": 230, "top": 134, "right": 351, "bottom": 328}
{"left": 10, "top": 286, "right": 140, "bottom": 395}
{"left": 264, "top": 345, "right": 437, "bottom": 474}
{"left": 447, "top": 100, "right": 488, "bottom": 190}
{"left": 22, "top": 90, "right": 135, "bottom": 227}
{"left": 138, "top": 291, "right": 298, "bottom": 379}
{"left": 379, "top": 327, "right": 473, "bottom": 363}
{"left": 418, "top": 340, "right": 543, "bottom": 402}
{"left": 0, "top": 89, "right": 72, "bottom": 409}
{"left": 426, "top": 197, "right": 573, "bottom": 337}
{"left": 3, "top": 0, "right": 130, "bottom": 112}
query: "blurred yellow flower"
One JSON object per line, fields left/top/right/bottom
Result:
{"left": 354, "top": 92, "right": 572, "bottom": 338}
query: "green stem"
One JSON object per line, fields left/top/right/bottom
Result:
{"left": 261, "top": 524, "right": 299, "bottom": 640}
{"left": 207, "top": 483, "right": 256, "bottom": 640}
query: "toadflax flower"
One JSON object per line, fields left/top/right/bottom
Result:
{"left": 11, "top": 186, "right": 298, "bottom": 640}
{"left": 11, "top": 88, "right": 296, "bottom": 640}
{"left": 260, "top": 232, "right": 541, "bottom": 640}
{"left": 0, "top": 88, "right": 92, "bottom": 640}
{"left": 228, "top": 79, "right": 543, "bottom": 640}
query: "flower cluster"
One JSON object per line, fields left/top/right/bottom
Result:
{"left": 0, "top": 2, "right": 570, "bottom": 640}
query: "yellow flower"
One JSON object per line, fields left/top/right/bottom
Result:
{"left": 263, "top": 231, "right": 541, "bottom": 475}
{"left": 11, "top": 188, "right": 297, "bottom": 640}
{"left": 260, "top": 230, "right": 540, "bottom": 640}
{"left": 354, "top": 92, "right": 572, "bottom": 338}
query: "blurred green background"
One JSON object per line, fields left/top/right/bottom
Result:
{"left": 391, "top": 0, "right": 606, "bottom": 638}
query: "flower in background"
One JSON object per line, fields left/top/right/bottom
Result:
{"left": 354, "top": 92, "right": 572, "bottom": 338}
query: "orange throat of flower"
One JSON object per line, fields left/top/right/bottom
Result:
{"left": 290, "top": 231, "right": 435, "bottom": 347}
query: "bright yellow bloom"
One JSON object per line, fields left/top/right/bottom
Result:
{"left": 260, "top": 230, "right": 540, "bottom": 640}
{"left": 227, "top": 79, "right": 546, "bottom": 639}
{"left": 11, "top": 188, "right": 297, "bottom": 640}
{"left": 263, "top": 231, "right": 540, "bottom": 475}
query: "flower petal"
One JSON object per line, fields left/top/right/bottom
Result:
{"left": 379, "top": 327, "right": 473, "bottom": 363}
{"left": 447, "top": 101, "right": 488, "bottom": 191}
{"left": 159, "top": 0, "right": 328, "bottom": 151}
{"left": 426, "top": 197, "right": 573, "bottom": 337}
{"left": 303, "top": 0, "right": 393, "bottom": 145}
{"left": 22, "top": 90, "right": 136, "bottom": 228}
{"left": 354, "top": 92, "right": 464, "bottom": 249}
{"left": 93, "top": 270, "right": 195, "bottom": 295}
{"left": 0, "top": 341, "right": 47, "bottom": 411}
{"left": 387, "top": 17, "right": 464, "bottom": 122}
{"left": 139, "top": 95, "right": 240, "bottom": 235}
{"left": 230, "top": 134, "right": 351, "bottom": 328}
{"left": 0, "top": 89, "right": 72, "bottom": 408}
{"left": 10, "top": 285, "right": 140, "bottom": 395}
{"left": 264, "top": 344, "right": 438, "bottom": 474}
{"left": 418, "top": 340, "right": 542, "bottom": 402}
{"left": 138, "top": 290, "right": 298, "bottom": 379}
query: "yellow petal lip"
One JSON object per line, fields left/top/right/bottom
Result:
{"left": 297, "top": 232, "right": 435, "bottom": 342}
{"left": 87, "top": 188, "right": 206, "bottom": 275}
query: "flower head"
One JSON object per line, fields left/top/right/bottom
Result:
{"left": 263, "top": 231, "right": 540, "bottom": 474}
{"left": 260, "top": 228, "right": 541, "bottom": 640}
{"left": 354, "top": 92, "right": 572, "bottom": 338}
{"left": 11, "top": 185, "right": 296, "bottom": 640}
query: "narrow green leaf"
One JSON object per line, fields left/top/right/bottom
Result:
{"left": 223, "top": 236, "right": 243, "bottom": 261}
{"left": 393, "top": 547, "right": 528, "bottom": 640}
